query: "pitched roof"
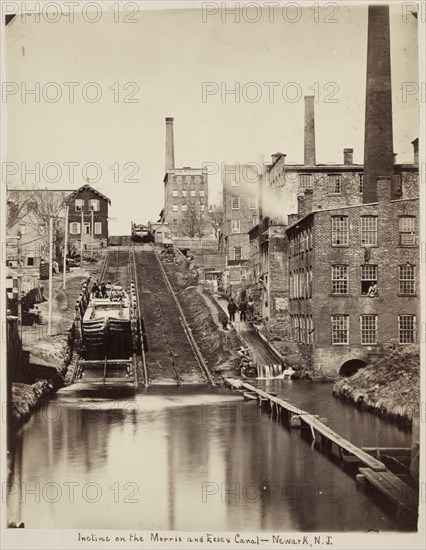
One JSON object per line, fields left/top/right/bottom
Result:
{"left": 65, "top": 184, "right": 111, "bottom": 205}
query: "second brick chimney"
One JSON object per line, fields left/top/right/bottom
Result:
{"left": 304, "top": 96, "right": 316, "bottom": 166}
{"left": 363, "top": 5, "right": 394, "bottom": 204}
{"left": 165, "top": 117, "right": 175, "bottom": 173}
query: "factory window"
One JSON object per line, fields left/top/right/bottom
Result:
{"left": 234, "top": 246, "right": 242, "bottom": 261}
{"left": 327, "top": 174, "right": 342, "bottom": 194}
{"left": 75, "top": 199, "right": 84, "bottom": 211}
{"left": 360, "top": 315, "right": 377, "bottom": 345}
{"left": 231, "top": 220, "right": 240, "bottom": 233}
{"left": 182, "top": 204, "right": 187, "bottom": 212}
{"left": 172, "top": 219, "right": 177, "bottom": 226}
{"left": 94, "top": 222, "right": 102, "bottom": 235}
{"left": 172, "top": 189, "right": 178, "bottom": 197}
{"left": 199, "top": 190, "right": 205, "bottom": 197}
{"left": 186, "top": 176, "right": 192, "bottom": 184}
{"left": 232, "top": 196, "right": 240, "bottom": 210}
{"left": 89, "top": 199, "right": 100, "bottom": 211}
{"left": 201, "top": 205, "right": 205, "bottom": 211}
{"left": 331, "top": 315, "right": 349, "bottom": 344}
{"left": 398, "top": 315, "right": 416, "bottom": 344}
{"left": 177, "top": 176, "right": 182, "bottom": 184}
{"left": 182, "top": 190, "right": 187, "bottom": 197}
{"left": 399, "top": 264, "right": 415, "bottom": 295}
{"left": 172, "top": 204, "right": 178, "bottom": 212}
{"left": 195, "top": 175, "right": 201, "bottom": 184}
{"left": 332, "top": 265, "right": 348, "bottom": 294}
{"left": 299, "top": 174, "right": 312, "bottom": 192}
{"left": 249, "top": 196, "right": 257, "bottom": 209}
{"left": 308, "top": 315, "right": 314, "bottom": 344}
{"left": 399, "top": 216, "right": 416, "bottom": 246}
{"left": 360, "top": 216, "right": 377, "bottom": 246}
{"left": 359, "top": 174, "right": 363, "bottom": 194}
{"left": 191, "top": 189, "right": 196, "bottom": 197}
{"left": 70, "top": 222, "right": 80, "bottom": 234}
{"left": 331, "top": 216, "right": 348, "bottom": 246}
{"left": 361, "top": 264, "right": 378, "bottom": 295}
{"left": 26, "top": 256, "right": 35, "bottom": 267}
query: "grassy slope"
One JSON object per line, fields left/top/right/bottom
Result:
{"left": 333, "top": 344, "right": 420, "bottom": 421}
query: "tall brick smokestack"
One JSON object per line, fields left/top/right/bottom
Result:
{"left": 304, "top": 96, "right": 316, "bottom": 166}
{"left": 363, "top": 5, "right": 394, "bottom": 204}
{"left": 165, "top": 117, "right": 175, "bottom": 172}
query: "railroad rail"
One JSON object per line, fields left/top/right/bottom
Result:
{"left": 70, "top": 246, "right": 145, "bottom": 390}
{"left": 153, "top": 246, "right": 215, "bottom": 386}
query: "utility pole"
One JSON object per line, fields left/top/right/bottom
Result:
{"left": 63, "top": 204, "right": 69, "bottom": 288}
{"left": 80, "top": 209, "right": 84, "bottom": 268}
{"left": 91, "top": 207, "right": 94, "bottom": 258}
{"left": 48, "top": 217, "right": 53, "bottom": 336}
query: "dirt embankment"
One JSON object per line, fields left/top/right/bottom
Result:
{"left": 333, "top": 344, "right": 420, "bottom": 422}
{"left": 11, "top": 257, "right": 103, "bottom": 431}
{"left": 162, "top": 258, "right": 242, "bottom": 382}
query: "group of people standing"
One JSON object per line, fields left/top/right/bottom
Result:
{"left": 91, "top": 280, "right": 108, "bottom": 299}
{"left": 222, "top": 291, "right": 255, "bottom": 330}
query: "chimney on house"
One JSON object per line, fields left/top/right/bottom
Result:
{"left": 271, "top": 152, "right": 285, "bottom": 164}
{"left": 363, "top": 5, "right": 394, "bottom": 204}
{"left": 297, "top": 188, "right": 313, "bottom": 217}
{"left": 304, "top": 96, "right": 316, "bottom": 166}
{"left": 165, "top": 117, "right": 175, "bottom": 173}
{"left": 343, "top": 148, "right": 353, "bottom": 165}
{"left": 412, "top": 138, "right": 419, "bottom": 164}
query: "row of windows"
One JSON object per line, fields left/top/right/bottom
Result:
{"left": 290, "top": 314, "right": 314, "bottom": 344}
{"left": 331, "top": 215, "right": 416, "bottom": 247}
{"left": 330, "top": 264, "right": 416, "bottom": 296}
{"left": 170, "top": 175, "right": 205, "bottom": 184}
{"left": 172, "top": 204, "right": 206, "bottom": 212}
{"left": 331, "top": 314, "right": 416, "bottom": 345}
{"left": 75, "top": 199, "right": 100, "bottom": 211}
{"left": 69, "top": 221, "right": 102, "bottom": 235}
{"left": 231, "top": 196, "right": 257, "bottom": 210}
{"left": 289, "top": 267, "right": 313, "bottom": 299}
{"left": 230, "top": 218, "right": 257, "bottom": 233}
{"left": 297, "top": 173, "right": 364, "bottom": 195}
{"left": 289, "top": 225, "right": 313, "bottom": 256}
{"left": 172, "top": 189, "right": 205, "bottom": 198}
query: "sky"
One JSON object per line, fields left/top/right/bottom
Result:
{"left": 4, "top": 2, "right": 419, "bottom": 234}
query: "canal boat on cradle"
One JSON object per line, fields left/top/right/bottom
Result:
{"left": 74, "top": 283, "right": 138, "bottom": 392}
{"left": 82, "top": 285, "right": 131, "bottom": 350}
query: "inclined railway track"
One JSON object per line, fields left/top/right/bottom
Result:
{"left": 92, "top": 244, "right": 213, "bottom": 386}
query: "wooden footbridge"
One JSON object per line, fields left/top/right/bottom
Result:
{"left": 226, "top": 378, "right": 418, "bottom": 526}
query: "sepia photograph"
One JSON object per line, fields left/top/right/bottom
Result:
{"left": 0, "top": 1, "right": 425, "bottom": 549}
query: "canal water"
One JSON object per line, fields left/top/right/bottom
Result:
{"left": 7, "top": 381, "right": 411, "bottom": 532}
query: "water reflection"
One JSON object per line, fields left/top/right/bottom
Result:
{"left": 7, "top": 382, "right": 410, "bottom": 531}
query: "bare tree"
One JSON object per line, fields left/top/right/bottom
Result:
{"left": 6, "top": 188, "right": 33, "bottom": 230}
{"left": 28, "top": 189, "right": 67, "bottom": 258}
{"left": 177, "top": 198, "right": 209, "bottom": 238}
{"left": 208, "top": 194, "right": 224, "bottom": 250}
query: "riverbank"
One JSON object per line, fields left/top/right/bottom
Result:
{"left": 10, "top": 258, "right": 102, "bottom": 431}
{"left": 161, "top": 255, "right": 243, "bottom": 382}
{"left": 333, "top": 344, "right": 420, "bottom": 422}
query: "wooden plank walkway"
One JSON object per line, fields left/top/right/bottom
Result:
{"left": 299, "top": 414, "right": 386, "bottom": 471}
{"left": 359, "top": 467, "right": 418, "bottom": 510}
{"left": 226, "top": 378, "right": 386, "bottom": 472}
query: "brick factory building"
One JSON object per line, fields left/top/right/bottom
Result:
{"left": 253, "top": 4, "right": 420, "bottom": 375}
{"left": 286, "top": 178, "right": 419, "bottom": 375}
{"left": 222, "top": 163, "right": 259, "bottom": 289}
{"left": 161, "top": 117, "right": 209, "bottom": 238}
